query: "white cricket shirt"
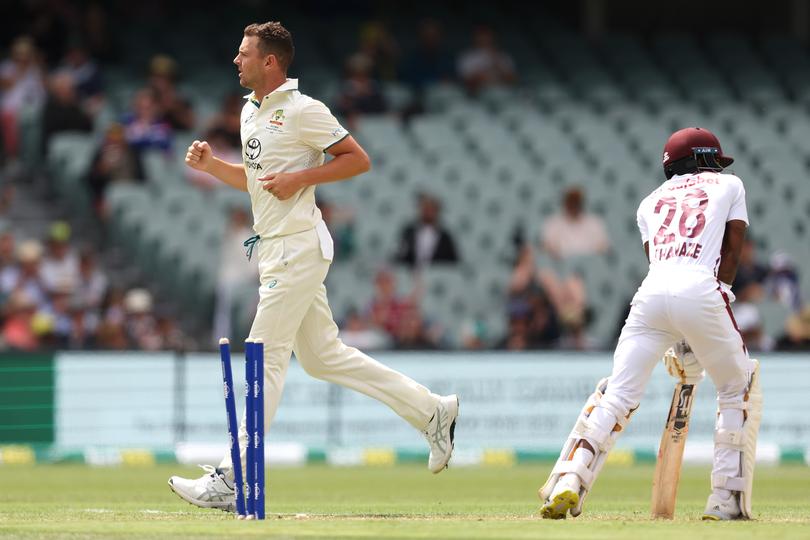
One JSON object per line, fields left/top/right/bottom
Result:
{"left": 241, "top": 79, "right": 349, "bottom": 238}
{"left": 636, "top": 172, "right": 748, "bottom": 276}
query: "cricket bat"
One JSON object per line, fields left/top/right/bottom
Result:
{"left": 651, "top": 382, "right": 698, "bottom": 519}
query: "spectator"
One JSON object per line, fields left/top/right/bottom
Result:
{"left": 1, "top": 290, "right": 39, "bottom": 351}
{"left": 156, "top": 313, "right": 190, "bottom": 351}
{"left": 122, "top": 89, "right": 172, "bottom": 153}
{"left": 40, "top": 221, "right": 79, "bottom": 294}
{"left": 336, "top": 53, "right": 388, "bottom": 126}
{"left": 765, "top": 251, "right": 802, "bottom": 311}
{"left": 75, "top": 247, "right": 108, "bottom": 310}
{"left": 403, "top": 19, "right": 455, "bottom": 91}
{"left": 124, "top": 288, "right": 161, "bottom": 350}
{"left": 395, "top": 193, "right": 459, "bottom": 267}
{"left": 367, "top": 268, "right": 413, "bottom": 336}
{"left": 96, "top": 286, "right": 128, "bottom": 349}
{"left": 86, "top": 123, "right": 144, "bottom": 212}
{"left": 319, "top": 197, "right": 356, "bottom": 260}
{"left": 457, "top": 26, "right": 516, "bottom": 95}
{"left": 500, "top": 245, "right": 561, "bottom": 349}
{"left": 212, "top": 206, "right": 259, "bottom": 343}
{"left": 732, "top": 237, "right": 768, "bottom": 302}
{"left": 732, "top": 303, "right": 773, "bottom": 352}
{"left": 0, "top": 229, "right": 15, "bottom": 273}
{"left": 0, "top": 36, "right": 45, "bottom": 161}
{"left": 56, "top": 44, "right": 103, "bottom": 103}
{"left": 358, "top": 21, "right": 400, "bottom": 81}
{"left": 186, "top": 128, "right": 240, "bottom": 190}
{"left": 41, "top": 72, "right": 93, "bottom": 153}
{"left": 542, "top": 187, "right": 610, "bottom": 259}
{"left": 45, "top": 279, "right": 75, "bottom": 348}
{"left": 777, "top": 306, "right": 810, "bottom": 351}
{"left": 147, "top": 55, "right": 195, "bottom": 131}
{"left": 206, "top": 93, "right": 243, "bottom": 149}
{"left": 392, "top": 302, "right": 439, "bottom": 350}
{"left": 0, "top": 239, "right": 48, "bottom": 309}
{"left": 339, "top": 307, "right": 391, "bottom": 350}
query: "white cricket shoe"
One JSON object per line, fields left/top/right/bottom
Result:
{"left": 702, "top": 492, "right": 743, "bottom": 520}
{"left": 168, "top": 465, "right": 235, "bottom": 512}
{"left": 424, "top": 394, "right": 459, "bottom": 473}
{"left": 540, "top": 474, "right": 580, "bottom": 519}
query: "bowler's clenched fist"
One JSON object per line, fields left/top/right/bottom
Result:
{"left": 185, "top": 140, "right": 213, "bottom": 172}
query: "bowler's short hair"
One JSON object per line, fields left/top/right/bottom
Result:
{"left": 244, "top": 21, "right": 295, "bottom": 71}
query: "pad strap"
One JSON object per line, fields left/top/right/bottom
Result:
{"left": 712, "top": 473, "right": 746, "bottom": 492}
{"left": 573, "top": 418, "right": 613, "bottom": 451}
{"left": 552, "top": 460, "right": 595, "bottom": 489}
{"left": 718, "top": 397, "right": 748, "bottom": 411}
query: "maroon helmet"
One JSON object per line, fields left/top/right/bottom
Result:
{"left": 662, "top": 127, "right": 734, "bottom": 179}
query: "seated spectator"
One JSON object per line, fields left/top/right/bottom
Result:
{"left": 66, "top": 296, "right": 97, "bottom": 350}
{"left": 500, "top": 245, "right": 561, "bottom": 349}
{"left": 40, "top": 221, "right": 79, "bottom": 293}
{"left": 0, "top": 36, "right": 46, "bottom": 161}
{"left": 336, "top": 53, "right": 388, "bottom": 125}
{"left": 542, "top": 187, "right": 610, "bottom": 259}
{"left": 358, "top": 21, "right": 400, "bottom": 81}
{"left": 1, "top": 290, "right": 39, "bottom": 351}
{"left": 392, "top": 302, "right": 440, "bottom": 350}
{"left": 206, "top": 93, "right": 243, "bottom": 149}
{"left": 41, "top": 73, "right": 93, "bottom": 153}
{"left": 124, "top": 288, "right": 161, "bottom": 350}
{"left": 86, "top": 123, "right": 144, "bottom": 212}
{"left": 56, "top": 44, "right": 103, "bottom": 103}
{"left": 777, "top": 306, "right": 810, "bottom": 351}
{"left": 339, "top": 307, "right": 391, "bottom": 350}
{"left": 122, "top": 89, "right": 172, "bottom": 153}
{"left": 403, "top": 19, "right": 455, "bottom": 91}
{"left": 75, "top": 247, "right": 108, "bottom": 310}
{"left": 319, "top": 197, "right": 356, "bottom": 260}
{"left": 732, "top": 303, "right": 773, "bottom": 352}
{"left": 732, "top": 237, "right": 768, "bottom": 302}
{"left": 212, "top": 206, "right": 259, "bottom": 344}
{"left": 156, "top": 313, "right": 190, "bottom": 351}
{"left": 186, "top": 128, "right": 240, "bottom": 190}
{"left": 367, "top": 268, "right": 414, "bottom": 335}
{"left": 96, "top": 286, "right": 128, "bottom": 349}
{"left": 394, "top": 193, "right": 459, "bottom": 267}
{"left": 457, "top": 26, "right": 516, "bottom": 96}
{"left": 147, "top": 55, "right": 195, "bottom": 131}
{"left": 0, "top": 229, "right": 15, "bottom": 273}
{"left": 765, "top": 251, "right": 802, "bottom": 311}
{"left": 0, "top": 239, "right": 48, "bottom": 309}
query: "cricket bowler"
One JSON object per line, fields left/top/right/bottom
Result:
{"left": 168, "top": 21, "right": 458, "bottom": 511}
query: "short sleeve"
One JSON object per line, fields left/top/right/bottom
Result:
{"left": 637, "top": 203, "right": 649, "bottom": 244}
{"left": 727, "top": 176, "right": 749, "bottom": 226}
{"left": 298, "top": 99, "right": 349, "bottom": 152}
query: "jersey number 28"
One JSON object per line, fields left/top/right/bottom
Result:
{"left": 653, "top": 188, "right": 709, "bottom": 245}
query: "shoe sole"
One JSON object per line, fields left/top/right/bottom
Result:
{"left": 167, "top": 478, "right": 235, "bottom": 513}
{"left": 431, "top": 395, "right": 459, "bottom": 474}
{"left": 540, "top": 489, "right": 579, "bottom": 520}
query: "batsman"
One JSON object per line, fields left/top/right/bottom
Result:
{"left": 538, "top": 127, "right": 762, "bottom": 521}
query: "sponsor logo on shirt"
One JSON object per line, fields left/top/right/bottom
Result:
{"left": 269, "top": 109, "right": 286, "bottom": 126}
{"left": 245, "top": 137, "right": 263, "bottom": 170}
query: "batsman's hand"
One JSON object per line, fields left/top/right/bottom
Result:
{"left": 259, "top": 171, "right": 304, "bottom": 201}
{"left": 663, "top": 340, "right": 704, "bottom": 384}
{"left": 185, "top": 140, "right": 213, "bottom": 172}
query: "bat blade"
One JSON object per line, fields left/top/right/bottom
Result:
{"left": 651, "top": 382, "right": 697, "bottom": 519}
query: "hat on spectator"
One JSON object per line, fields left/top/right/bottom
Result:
{"left": 17, "top": 240, "right": 43, "bottom": 263}
{"left": 124, "top": 288, "right": 153, "bottom": 314}
{"left": 49, "top": 221, "right": 72, "bottom": 243}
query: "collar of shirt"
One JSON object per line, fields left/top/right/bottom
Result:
{"left": 243, "top": 78, "right": 299, "bottom": 107}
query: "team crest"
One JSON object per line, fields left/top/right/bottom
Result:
{"left": 269, "top": 109, "right": 285, "bottom": 126}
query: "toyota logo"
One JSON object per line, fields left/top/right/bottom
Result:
{"left": 245, "top": 138, "right": 262, "bottom": 160}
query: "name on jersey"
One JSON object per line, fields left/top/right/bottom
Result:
{"left": 654, "top": 241, "right": 703, "bottom": 261}
{"left": 664, "top": 176, "right": 719, "bottom": 191}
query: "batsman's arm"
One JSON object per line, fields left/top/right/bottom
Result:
{"left": 717, "top": 220, "right": 747, "bottom": 287}
{"left": 185, "top": 140, "right": 248, "bottom": 192}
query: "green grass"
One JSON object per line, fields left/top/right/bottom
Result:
{"left": 0, "top": 464, "right": 808, "bottom": 539}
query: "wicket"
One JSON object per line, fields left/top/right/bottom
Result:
{"left": 219, "top": 337, "right": 265, "bottom": 520}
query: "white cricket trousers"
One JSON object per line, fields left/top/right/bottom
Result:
{"left": 220, "top": 224, "right": 439, "bottom": 472}
{"left": 593, "top": 266, "right": 756, "bottom": 497}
